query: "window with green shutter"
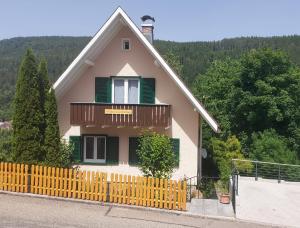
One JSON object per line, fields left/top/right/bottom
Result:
{"left": 106, "top": 136, "right": 119, "bottom": 165}
{"left": 171, "top": 138, "right": 180, "bottom": 167}
{"left": 129, "top": 137, "right": 140, "bottom": 165}
{"left": 140, "top": 78, "right": 155, "bottom": 104}
{"left": 69, "top": 136, "right": 82, "bottom": 162}
{"left": 95, "top": 77, "right": 112, "bottom": 103}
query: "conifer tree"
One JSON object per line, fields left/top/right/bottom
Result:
{"left": 44, "top": 88, "right": 61, "bottom": 166}
{"left": 12, "top": 49, "right": 44, "bottom": 164}
{"left": 38, "top": 58, "right": 50, "bottom": 159}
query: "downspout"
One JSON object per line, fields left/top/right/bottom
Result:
{"left": 197, "top": 114, "right": 202, "bottom": 187}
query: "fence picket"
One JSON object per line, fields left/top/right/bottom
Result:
{"left": 159, "top": 179, "right": 163, "bottom": 208}
{"left": 132, "top": 176, "right": 136, "bottom": 205}
{"left": 122, "top": 175, "right": 127, "bottom": 204}
{"left": 24, "top": 165, "right": 28, "bottom": 193}
{"left": 72, "top": 170, "right": 77, "bottom": 198}
{"left": 42, "top": 167, "right": 47, "bottom": 195}
{"left": 7, "top": 163, "right": 12, "bottom": 191}
{"left": 177, "top": 181, "right": 181, "bottom": 210}
{"left": 103, "top": 173, "right": 107, "bottom": 202}
{"left": 114, "top": 174, "right": 118, "bottom": 203}
{"left": 127, "top": 175, "right": 131, "bottom": 204}
{"left": 20, "top": 164, "right": 24, "bottom": 193}
{"left": 85, "top": 171, "right": 90, "bottom": 200}
{"left": 51, "top": 167, "right": 55, "bottom": 196}
{"left": 0, "top": 162, "right": 3, "bottom": 190}
{"left": 164, "top": 179, "right": 168, "bottom": 209}
{"left": 94, "top": 172, "right": 99, "bottom": 201}
{"left": 47, "top": 167, "right": 51, "bottom": 196}
{"left": 30, "top": 165, "right": 34, "bottom": 193}
{"left": 11, "top": 163, "right": 16, "bottom": 192}
{"left": 63, "top": 169, "right": 67, "bottom": 198}
{"left": 182, "top": 181, "right": 186, "bottom": 210}
{"left": 68, "top": 169, "right": 72, "bottom": 198}
{"left": 146, "top": 177, "right": 150, "bottom": 207}
{"left": 38, "top": 166, "right": 43, "bottom": 195}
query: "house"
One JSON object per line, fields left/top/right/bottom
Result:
{"left": 0, "top": 121, "right": 12, "bottom": 130}
{"left": 53, "top": 7, "right": 219, "bottom": 180}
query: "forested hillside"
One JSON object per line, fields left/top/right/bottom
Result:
{"left": 1, "top": 35, "right": 300, "bottom": 120}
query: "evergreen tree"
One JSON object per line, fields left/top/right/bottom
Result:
{"left": 38, "top": 58, "right": 50, "bottom": 159}
{"left": 12, "top": 49, "right": 44, "bottom": 164}
{"left": 44, "top": 88, "right": 61, "bottom": 166}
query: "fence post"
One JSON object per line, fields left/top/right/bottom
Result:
{"left": 255, "top": 162, "right": 258, "bottom": 181}
{"left": 278, "top": 165, "right": 281, "bottom": 183}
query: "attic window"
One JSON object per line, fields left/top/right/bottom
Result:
{"left": 122, "top": 39, "right": 130, "bottom": 51}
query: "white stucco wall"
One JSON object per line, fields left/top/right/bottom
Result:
{"left": 57, "top": 25, "right": 200, "bottom": 179}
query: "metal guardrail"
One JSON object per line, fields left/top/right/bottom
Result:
{"left": 185, "top": 176, "right": 219, "bottom": 201}
{"left": 232, "top": 159, "right": 300, "bottom": 183}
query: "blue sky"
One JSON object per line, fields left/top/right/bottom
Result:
{"left": 0, "top": 0, "right": 299, "bottom": 41}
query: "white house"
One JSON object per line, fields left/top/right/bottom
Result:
{"left": 53, "top": 7, "right": 219, "bottom": 180}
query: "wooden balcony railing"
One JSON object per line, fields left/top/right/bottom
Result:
{"left": 70, "top": 103, "right": 171, "bottom": 128}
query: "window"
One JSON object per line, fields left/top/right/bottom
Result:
{"left": 84, "top": 136, "right": 106, "bottom": 163}
{"left": 122, "top": 39, "right": 130, "bottom": 51}
{"left": 112, "top": 78, "right": 140, "bottom": 104}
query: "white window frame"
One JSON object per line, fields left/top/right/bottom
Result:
{"left": 112, "top": 78, "right": 140, "bottom": 104}
{"left": 122, "top": 38, "right": 131, "bottom": 51}
{"left": 83, "top": 136, "right": 106, "bottom": 163}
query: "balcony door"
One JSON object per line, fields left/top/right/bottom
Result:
{"left": 112, "top": 78, "right": 139, "bottom": 104}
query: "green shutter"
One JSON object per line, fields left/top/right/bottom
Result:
{"left": 129, "top": 137, "right": 140, "bottom": 165}
{"left": 106, "top": 136, "right": 119, "bottom": 165}
{"left": 171, "top": 138, "right": 180, "bottom": 167}
{"left": 140, "top": 78, "right": 155, "bottom": 104}
{"left": 95, "top": 77, "right": 112, "bottom": 103}
{"left": 69, "top": 136, "right": 82, "bottom": 162}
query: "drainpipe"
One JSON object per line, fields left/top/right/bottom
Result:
{"left": 197, "top": 114, "right": 202, "bottom": 187}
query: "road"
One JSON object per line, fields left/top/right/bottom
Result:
{"left": 0, "top": 193, "right": 272, "bottom": 228}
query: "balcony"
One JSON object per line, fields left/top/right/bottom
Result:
{"left": 70, "top": 103, "right": 171, "bottom": 128}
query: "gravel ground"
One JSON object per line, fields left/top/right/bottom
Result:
{"left": 0, "top": 193, "right": 275, "bottom": 228}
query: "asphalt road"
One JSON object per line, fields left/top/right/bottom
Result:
{"left": 0, "top": 193, "right": 273, "bottom": 228}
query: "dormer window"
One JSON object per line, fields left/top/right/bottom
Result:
{"left": 122, "top": 39, "right": 130, "bottom": 51}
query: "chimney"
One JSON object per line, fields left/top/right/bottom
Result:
{"left": 141, "top": 15, "right": 155, "bottom": 44}
{"left": 141, "top": 23, "right": 154, "bottom": 44}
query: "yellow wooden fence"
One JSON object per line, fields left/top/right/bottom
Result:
{"left": 109, "top": 173, "right": 186, "bottom": 210}
{"left": 0, "top": 162, "right": 187, "bottom": 211}
{"left": 0, "top": 162, "right": 29, "bottom": 193}
{"left": 30, "top": 165, "right": 107, "bottom": 201}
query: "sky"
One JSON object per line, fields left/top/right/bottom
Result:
{"left": 0, "top": 0, "right": 299, "bottom": 42}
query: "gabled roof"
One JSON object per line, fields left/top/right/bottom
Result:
{"left": 53, "top": 7, "right": 220, "bottom": 133}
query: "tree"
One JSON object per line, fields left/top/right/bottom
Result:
{"left": 137, "top": 132, "right": 175, "bottom": 178}
{"left": 193, "top": 59, "right": 241, "bottom": 139}
{"left": 0, "top": 129, "right": 13, "bottom": 162}
{"left": 38, "top": 58, "right": 50, "bottom": 160}
{"left": 250, "top": 129, "right": 297, "bottom": 164}
{"left": 12, "top": 49, "right": 44, "bottom": 164}
{"left": 44, "top": 88, "right": 61, "bottom": 166}
{"left": 194, "top": 48, "right": 300, "bottom": 161}
{"left": 211, "top": 136, "right": 251, "bottom": 191}
{"left": 163, "top": 51, "right": 184, "bottom": 80}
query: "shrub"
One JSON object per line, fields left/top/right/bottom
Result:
{"left": 0, "top": 129, "right": 13, "bottom": 162}
{"left": 250, "top": 129, "right": 297, "bottom": 164}
{"left": 211, "top": 136, "right": 251, "bottom": 192}
{"left": 137, "top": 131, "right": 175, "bottom": 179}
